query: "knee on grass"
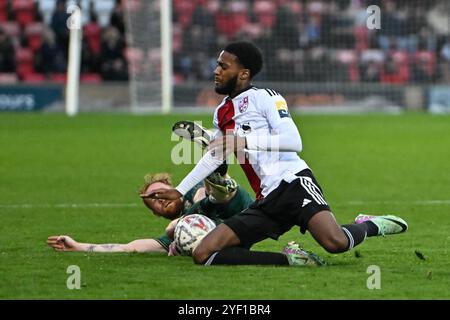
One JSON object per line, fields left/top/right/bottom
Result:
{"left": 320, "top": 234, "right": 349, "bottom": 253}
{"left": 192, "top": 246, "right": 212, "bottom": 265}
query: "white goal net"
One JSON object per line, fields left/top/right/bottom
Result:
{"left": 124, "top": 0, "right": 450, "bottom": 113}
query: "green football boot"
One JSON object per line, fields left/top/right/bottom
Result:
{"left": 282, "top": 242, "right": 326, "bottom": 267}
{"left": 355, "top": 214, "right": 408, "bottom": 236}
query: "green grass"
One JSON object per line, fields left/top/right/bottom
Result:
{"left": 1, "top": 112, "right": 450, "bottom": 299}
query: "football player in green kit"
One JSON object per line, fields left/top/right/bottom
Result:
{"left": 47, "top": 122, "right": 255, "bottom": 255}
{"left": 47, "top": 170, "right": 253, "bottom": 255}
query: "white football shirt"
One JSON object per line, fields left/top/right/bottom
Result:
{"left": 176, "top": 87, "right": 310, "bottom": 199}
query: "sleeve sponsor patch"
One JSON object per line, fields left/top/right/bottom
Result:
{"left": 276, "top": 100, "right": 291, "bottom": 118}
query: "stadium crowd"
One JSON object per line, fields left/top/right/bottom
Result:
{"left": 0, "top": 0, "right": 450, "bottom": 84}
{"left": 172, "top": 0, "right": 450, "bottom": 84}
{"left": 0, "top": 0, "right": 127, "bottom": 83}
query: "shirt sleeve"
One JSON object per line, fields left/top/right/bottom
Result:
{"left": 175, "top": 149, "right": 224, "bottom": 196}
{"left": 153, "top": 235, "right": 171, "bottom": 251}
{"left": 245, "top": 94, "right": 302, "bottom": 152}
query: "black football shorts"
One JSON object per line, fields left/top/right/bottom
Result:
{"left": 224, "top": 169, "right": 331, "bottom": 247}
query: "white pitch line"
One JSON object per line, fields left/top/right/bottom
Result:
{"left": 1, "top": 200, "right": 450, "bottom": 210}
{"left": 347, "top": 200, "right": 450, "bottom": 206}
{"left": 0, "top": 203, "right": 139, "bottom": 209}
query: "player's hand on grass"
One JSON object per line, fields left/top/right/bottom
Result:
{"left": 47, "top": 235, "right": 79, "bottom": 252}
{"left": 140, "top": 188, "right": 182, "bottom": 200}
{"left": 168, "top": 241, "right": 180, "bottom": 256}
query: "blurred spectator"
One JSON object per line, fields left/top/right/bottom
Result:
{"left": 179, "top": 25, "right": 216, "bottom": 80}
{"left": 192, "top": 1, "right": 216, "bottom": 29}
{"left": 303, "top": 14, "right": 321, "bottom": 47}
{"left": 303, "top": 46, "right": 338, "bottom": 82}
{"left": 0, "top": 28, "right": 16, "bottom": 72}
{"left": 380, "top": 57, "right": 408, "bottom": 84}
{"left": 378, "top": 2, "right": 404, "bottom": 38}
{"left": 268, "top": 48, "right": 298, "bottom": 81}
{"left": 2, "top": 0, "right": 449, "bottom": 85}
{"left": 215, "top": 0, "right": 250, "bottom": 40}
{"left": 100, "top": 26, "right": 128, "bottom": 81}
{"left": 110, "top": 0, "right": 125, "bottom": 36}
{"left": 440, "top": 38, "right": 450, "bottom": 82}
{"left": 80, "top": 37, "right": 98, "bottom": 74}
{"left": 35, "top": 28, "right": 66, "bottom": 75}
{"left": 33, "top": 1, "right": 44, "bottom": 23}
{"left": 176, "top": 1, "right": 221, "bottom": 81}
{"left": 84, "top": 11, "right": 102, "bottom": 56}
{"left": 321, "top": 1, "right": 354, "bottom": 49}
{"left": 360, "top": 60, "right": 381, "bottom": 82}
{"left": 359, "top": 50, "right": 384, "bottom": 82}
{"left": 411, "top": 57, "right": 433, "bottom": 83}
{"left": 50, "top": 0, "right": 70, "bottom": 55}
{"left": 272, "top": 3, "right": 299, "bottom": 50}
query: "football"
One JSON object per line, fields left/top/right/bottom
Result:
{"left": 174, "top": 214, "right": 217, "bottom": 256}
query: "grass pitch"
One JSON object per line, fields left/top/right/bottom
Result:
{"left": 1, "top": 112, "right": 449, "bottom": 299}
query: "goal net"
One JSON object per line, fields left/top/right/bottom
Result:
{"left": 124, "top": 0, "right": 171, "bottom": 113}
{"left": 124, "top": 0, "right": 450, "bottom": 113}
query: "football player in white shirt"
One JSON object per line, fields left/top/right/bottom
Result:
{"left": 145, "top": 41, "right": 408, "bottom": 266}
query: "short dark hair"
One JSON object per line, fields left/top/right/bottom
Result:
{"left": 224, "top": 41, "right": 263, "bottom": 79}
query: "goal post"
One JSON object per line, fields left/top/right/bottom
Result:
{"left": 65, "top": 4, "right": 83, "bottom": 117}
{"left": 124, "top": 0, "right": 173, "bottom": 113}
{"left": 160, "top": 0, "right": 173, "bottom": 114}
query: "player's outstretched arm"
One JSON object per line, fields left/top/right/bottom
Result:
{"left": 47, "top": 235, "right": 166, "bottom": 253}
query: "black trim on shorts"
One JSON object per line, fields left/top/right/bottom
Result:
{"left": 154, "top": 238, "right": 170, "bottom": 252}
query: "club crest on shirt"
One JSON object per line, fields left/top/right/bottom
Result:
{"left": 238, "top": 96, "right": 249, "bottom": 113}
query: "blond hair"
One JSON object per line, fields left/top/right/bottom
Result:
{"left": 139, "top": 172, "right": 173, "bottom": 194}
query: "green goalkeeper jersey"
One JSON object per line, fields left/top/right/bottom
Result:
{"left": 155, "top": 186, "right": 254, "bottom": 251}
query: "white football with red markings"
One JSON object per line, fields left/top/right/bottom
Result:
{"left": 174, "top": 214, "right": 216, "bottom": 256}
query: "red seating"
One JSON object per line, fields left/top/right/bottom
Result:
{"left": 0, "top": 0, "right": 8, "bottom": 22}
{"left": 49, "top": 73, "right": 67, "bottom": 83}
{"left": 1, "top": 21, "right": 20, "bottom": 38}
{"left": 122, "top": 0, "right": 143, "bottom": 12}
{"left": 12, "top": 0, "right": 35, "bottom": 26}
{"left": 84, "top": 22, "right": 102, "bottom": 55}
{"left": 80, "top": 73, "right": 102, "bottom": 84}
{"left": 15, "top": 47, "right": 34, "bottom": 79}
{"left": 173, "top": 0, "right": 197, "bottom": 27}
{"left": 215, "top": 12, "right": 250, "bottom": 40}
{"left": 124, "top": 47, "right": 144, "bottom": 75}
{"left": 25, "top": 22, "right": 44, "bottom": 52}
{"left": 254, "top": 0, "right": 276, "bottom": 29}
{"left": 414, "top": 50, "right": 436, "bottom": 78}
{"left": 50, "top": 73, "right": 67, "bottom": 83}
{"left": 335, "top": 49, "right": 360, "bottom": 82}
{"left": 172, "top": 24, "right": 183, "bottom": 53}
{"left": 390, "top": 50, "right": 410, "bottom": 82}
{"left": 0, "top": 73, "right": 19, "bottom": 84}
{"left": 353, "top": 25, "right": 370, "bottom": 51}
{"left": 23, "top": 72, "right": 46, "bottom": 83}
